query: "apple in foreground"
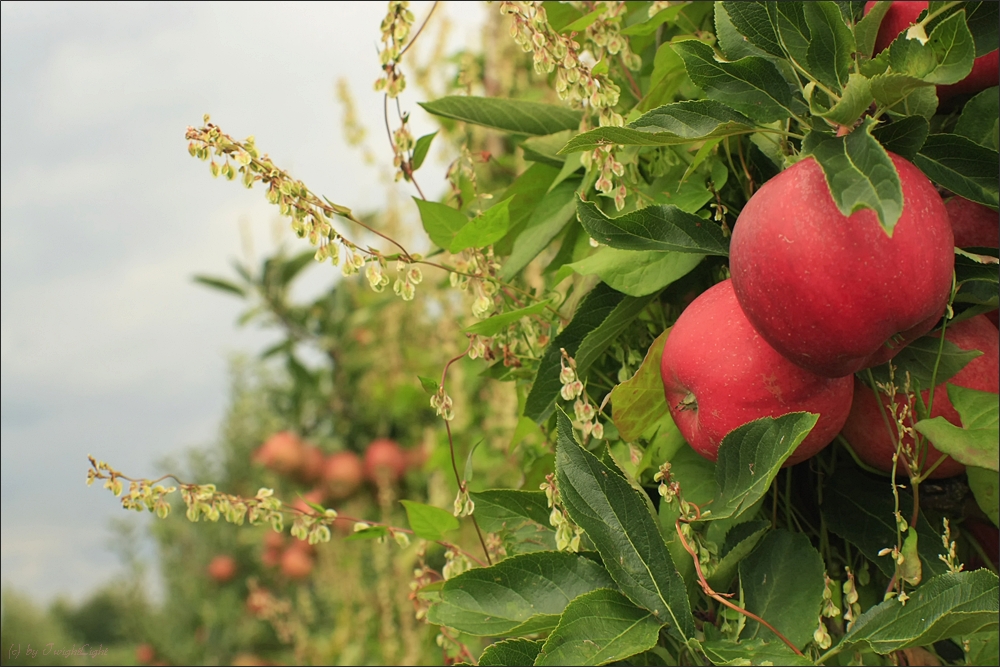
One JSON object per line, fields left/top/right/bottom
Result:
{"left": 841, "top": 314, "right": 1000, "bottom": 479}
{"left": 660, "top": 280, "right": 854, "bottom": 465}
{"left": 864, "top": 1, "right": 999, "bottom": 102}
{"left": 730, "top": 153, "right": 954, "bottom": 377}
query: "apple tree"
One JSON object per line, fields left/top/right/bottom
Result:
{"left": 91, "top": 2, "right": 999, "bottom": 665}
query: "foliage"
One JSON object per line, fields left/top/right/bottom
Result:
{"left": 79, "top": 1, "right": 1000, "bottom": 665}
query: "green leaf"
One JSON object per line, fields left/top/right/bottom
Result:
{"left": 806, "top": 117, "right": 903, "bottom": 234}
{"left": 411, "top": 131, "right": 437, "bottom": 171}
{"left": 768, "top": 1, "right": 811, "bottom": 69}
{"left": 577, "top": 200, "right": 729, "bottom": 256}
{"left": 426, "top": 551, "right": 615, "bottom": 636}
{"left": 738, "top": 530, "right": 825, "bottom": 648}
{"left": 192, "top": 275, "right": 246, "bottom": 298}
{"left": 869, "top": 72, "right": 935, "bottom": 116}
{"left": 821, "top": 467, "right": 951, "bottom": 579}
{"left": 450, "top": 197, "right": 513, "bottom": 253}
{"left": 524, "top": 283, "right": 626, "bottom": 422}
{"left": 561, "top": 6, "right": 606, "bottom": 34}
{"left": 914, "top": 385, "right": 999, "bottom": 472}
{"left": 855, "top": 0, "right": 893, "bottom": 59}
{"left": 888, "top": 10, "right": 975, "bottom": 85}
{"left": 495, "top": 162, "right": 561, "bottom": 255}
{"left": 965, "top": 1, "right": 1000, "bottom": 57}
{"left": 812, "top": 73, "right": 874, "bottom": 127}
{"left": 968, "top": 466, "right": 999, "bottom": 527}
{"left": 964, "top": 630, "right": 1000, "bottom": 667}
{"left": 621, "top": 5, "right": 685, "bottom": 36}
{"left": 469, "top": 490, "right": 552, "bottom": 534}
{"left": 417, "top": 375, "right": 440, "bottom": 395}
{"left": 915, "top": 134, "right": 1000, "bottom": 209}
{"left": 567, "top": 249, "right": 704, "bottom": 298}
{"left": 345, "top": 525, "right": 390, "bottom": 541}
{"left": 955, "top": 87, "right": 1000, "bottom": 151}
{"left": 721, "top": 2, "right": 784, "bottom": 57}
{"left": 628, "top": 100, "right": 756, "bottom": 139}
{"left": 671, "top": 40, "right": 795, "bottom": 123}
{"left": 500, "top": 179, "right": 579, "bottom": 280}
{"left": 803, "top": 1, "right": 855, "bottom": 90}
{"left": 414, "top": 198, "right": 468, "bottom": 251}
{"left": 716, "top": 2, "right": 772, "bottom": 61}
{"left": 871, "top": 115, "right": 929, "bottom": 161}
{"left": 535, "top": 589, "right": 663, "bottom": 666}
{"left": 541, "top": 1, "right": 583, "bottom": 32}
{"left": 464, "top": 301, "right": 552, "bottom": 337}
{"left": 900, "top": 530, "right": 922, "bottom": 586}
{"left": 706, "top": 521, "right": 770, "bottom": 592}
{"left": 574, "top": 293, "right": 658, "bottom": 376}
{"left": 703, "top": 638, "right": 813, "bottom": 666}
{"left": 399, "top": 500, "right": 459, "bottom": 542}
{"left": 555, "top": 411, "right": 696, "bottom": 638}
{"left": 478, "top": 638, "right": 542, "bottom": 667}
{"left": 278, "top": 250, "right": 318, "bottom": 286}
{"left": 419, "top": 97, "right": 582, "bottom": 136}
{"left": 711, "top": 414, "right": 819, "bottom": 522}
{"left": 611, "top": 329, "right": 671, "bottom": 443}
{"left": 839, "top": 570, "right": 1000, "bottom": 654}
{"left": 868, "top": 335, "right": 982, "bottom": 390}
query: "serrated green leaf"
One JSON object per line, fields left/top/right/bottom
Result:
{"left": 193, "top": 275, "right": 247, "bottom": 298}
{"left": 821, "top": 467, "right": 951, "bottom": 579}
{"left": 868, "top": 335, "right": 982, "bottom": 390}
{"left": 871, "top": 115, "right": 929, "bottom": 161}
{"left": 524, "top": 283, "right": 626, "bottom": 422}
{"left": 888, "top": 11, "right": 976, "bottom": 85}
{"left": 419, "top": 96, "right": 582, "bottom": 136}
{"left": 721, "top": 2, "right": 784, "bottom": 57}
{"left": 914, "top": 385, "right": 999, "bottom": 472}
{"left": 577, "top": 200, "right": 729, "bottom": 256}
{"left": 400, "top": 500, "right": 459, "bottom": 542}
{"left": 500, "top": 179, "right": 579, "bottom": 280}
{"left": 535, "top": 589, "right": 663, "bottom": 666}
{"left": 567, "top": 249, "right": 704, "bottom": 298}
{"left": 574, "top": 293, "right": 658, "bottom": 374}
{"left": 968, "top": 466, "right": 999, "bottom": 527}
{"left": 542, "top": 1, "right": 583, "bottom": 32}
{"left": 706, "top": 521, "right": 770, "bottom": 592}
{"left": 710, "top": 414, "right": 818, "bottom": 522}
{"left": 869, "top": 72, "right": 935, "bottom": 115}
{"left": 806, "top": 116, "right": 903, "bottom": 234}
{"left": 915, "top": 134, "right": 1000, "bottom": 209}
{"left": 464, "top": 300, "right": 552, "bottom": 337}
{"left": 611, "top": 329, "right": 671, "bottom": 443}
{"left": 955, "top": 87, "right": 1000, "bottom": 151}
{"left": 768, "top": 1, "right": 811, "bottom": 68}
{"left": 561, "top": 6, "right": 606, "bottom": 34}
{"left": 411, "top": 131, "right": 437, "bottom": 171}
{"left": 479, "top": 638, "right": 543, "bottom": 667}
{"left": 556, "top": 411, "right": 695, "bottom": 638}
{"left": 715, "top": 2, "right": 772, "bottom": 61}
{"left": 703, "top": 638, "right": 813, "bottom": 666}
{"left": 813, "top": 73, "right": 874, "bottom": 127}
{"left": 965, "top": 1, "right": 1000, "bottom": 57}
{"left": 630, "top": 99, "right": 757, "bottom": 137}
{"left": 964, "top": 630, "right": 1000, "bottom": 667}
{"left": 804, "top": 1, "right": 855, "bottom": 90}
{"left": 855, "top": 0, "right": 893, "bottom": 59}
{"left": 417, "top": 375, "right": 439, "bottom": 395}
{"left": 739, "top": 530, "right": 825, "bottom": 649}
{"left": 469, "top": 490, "right": 552, "bottom": 534}
{"left": 426, "top": 551, "right": 615, "bottom": 636}
{"left": 414, "top": 198, "right": 468, "bottom": 251}
{"left": 672, "top": 40, "right": 795, "bottom": 123}
{"left": 451, "top": 197, "right": 513, "bottom": 252}
{"left": 839, "top": 570, "right": 999, "bottom": 654}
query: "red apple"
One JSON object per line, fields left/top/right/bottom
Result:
{"left": 946, "top": 196, "right": 999, "bottom": 249}
{"left": 280, "top": 543, "right": 314, "bottom": 579}
{"left": 864, "top": 1, "right": 999, "bottom": 102}
{"left": 660, "top": 280, "right": 854, "bottom": 465}
{"left": 730, "top": 153, "right": 954, "bottom": 377}
{"left": 364, "top": 439, "right": 407, "bottom": 483}
{"left": 841, "top": 314, "right": 1000, "bottom": 478}
{"left": 297, "top": 444, "right": 326, "bottom": 484}
{"left": 964, "top": 518, "right": 1000, "bottom": 570}
{"left": 253, "top": 431, "right": 304, "bottom": 476}
{"left": 207, "top": 554, "right": 238, "bottom": 583}
{"left": 263, "top": 530, "right": 285, "bottom": 551}
{"left": 323, "top": 451, "right": 364, "bottom": 499}
{"left": 135, "top": 644, "right": 156, "bottom": 665}
{"left": 290, "top": 488, "right": 327, "bottom": 516}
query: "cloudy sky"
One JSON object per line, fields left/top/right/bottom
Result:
{"left": 1, "top": 1, "right": 486, "bottom": 604}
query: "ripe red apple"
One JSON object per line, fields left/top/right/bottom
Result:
{"left": 280, "top": 543, "right": 314, "bottom": 579}
{"left": 730, "top": 153, "right": 954, "bottom": 377}
{"left": 364, "top": 438, "right": 407, "bottom": 483}
{"left": 946, "top": 196, "right": 999, "bottom": 249}
{"left": 660, "top": 280, "right": 854, "bottom": 465}
{"left": 841, "top": 314, "right": 1000, "bottom": 478}
{"left": 253, "top": 431, "right": 304, "bottom": 476}
{"left": 297, "top": 444, "right": 326, "bottom": 484}
{"left": 207, "top": 554, "right": 238, "bottom": 583}
{"left": 323, "top": 451, "right": 364, "bottom": 499}
{"left": 864, "top": 1, "right": 999, "bottom": 102}
{"left": 964, "top": 518, "right": 1000, "bottom": 570}
{"left": 135, "top": 643, "right": 156, "bottom": 665}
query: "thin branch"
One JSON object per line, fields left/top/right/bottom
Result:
{"left": 398, "top": 1, "right": 439, "bottom": 59}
